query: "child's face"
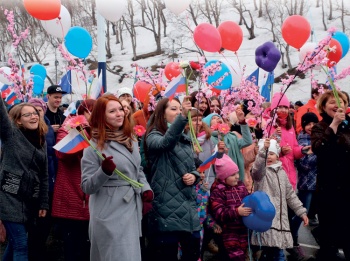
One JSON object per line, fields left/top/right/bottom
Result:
{"left": 304, "top": 122, "right": 315, "bottom": 135}
{"left": 192, "top": 116, "right": 203, "bottom": 130}
{"left": 225, "top": 172, "right": 239, "bottom": 186}
{"left": 199, "top": 171, "right": 205, "bottom": 181}
{"left": 266, "top": 151, "right": 278, "bottom": 165}
{"left": 210, "top": 115, "right": 223, "bottom": 126}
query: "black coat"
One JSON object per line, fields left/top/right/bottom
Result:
{"left": 311, "top": 112, "right": 350, "bottom": 246}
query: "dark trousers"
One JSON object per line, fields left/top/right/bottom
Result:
{"left": 149, "top": 231, "right": 200, "bottom": 261}
{"left": 56, "top": 218, "right": 90, "bottom": 261}
{"left": 2, "top": 221, "right": 28, "bottom": 261}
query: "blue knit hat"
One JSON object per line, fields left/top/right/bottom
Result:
{"left": 202, "top": 113, "right": 221, "bottom": 126}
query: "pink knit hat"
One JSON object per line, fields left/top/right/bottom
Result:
{"left": 215, "top": 154, "right": 239, "bottom": 181}
{"left": 270, "top": 92, "right": 290, "bottom": 111}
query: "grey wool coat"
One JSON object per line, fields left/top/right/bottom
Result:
{"left": 0, "top": 99, "right": 49, "bottom": 223}
{"left": 146, "top": 114, "right": 201, "bottom": 233}
{"left": 250, "top": 148, "right": 307, "bottom": 249}
{"left": 81, "top": 139, "right": 151, "bottom": 261}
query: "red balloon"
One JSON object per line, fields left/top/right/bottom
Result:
{"left": 218, "top": 21, "right": 243, "bottom": 52}
{"left": 133, "top": 81, "right": 152, "bottom": 101}
{"left": 282, "top": 15, "right": 311, "bottom": 49}
{"left": 164, "top": 62, "right": 182, "bottom": 80}
{"left": 24, "top": 0, "right": 61, "bottom": 20}
{"left": 193, "top": 23, "right": 222, "bottom": 52}
{"left": 327, "top": 39, "right": 342, "bottom": 67}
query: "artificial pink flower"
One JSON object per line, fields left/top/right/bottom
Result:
{"left": 217, "top": 123, "right": 230, "bottom": 135}
{"left": 246, "top": 118, "right": 258, "bottom": 128}
{"left": 64, "top": 115, "right": 88, "bottom": 131}
{"left": 210, "top": 123, "right": 220, "bottom": 131}
{"left": 133, "top": 125, "right": 146, "bottom": 137}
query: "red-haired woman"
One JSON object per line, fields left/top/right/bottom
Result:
{"left": 81, "top": 94, "right": 151, "bottom": 261}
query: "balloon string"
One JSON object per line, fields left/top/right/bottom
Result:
{"left": 59, "top": 19, "right": 64, "bottom": 39}
{"left": 219, "top": 52, "right": 238, "bottom": 75}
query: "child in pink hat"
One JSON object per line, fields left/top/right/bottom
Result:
{"left": 209, "top": 154, "right": 252, "bottom": 260}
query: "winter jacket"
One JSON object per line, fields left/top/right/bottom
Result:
{"left": 193, "top": 133, "right": 216, "bottom": 189}
{"left": 44, "top": 116, "right": 57, "bottom": 192}
{"left": 52, "top": 120, "right": 89, "bottom": 220}
{"left": 81, "top": 139, "right": 151, "bottom": 261}
{"left": 0, "top": 98, "right": 49, "bottom": 223}
{"left": 250, "top": 148, "right": 307, "bottom": 249}
{"left": 210, "top": 179, "right": 250, "bottom": 260}
{"left": 265, "top": 124, "right": 303, "bottom": 189}
{"left": 311, "top": 112, "right": 350, "bottom": 246}
{"left": 296, "top": 131, "right": 317, "bottom": 191}
{"left": 211, "top": 124, "right": 252, "bottom": 181}
{"left": 146, "top": 114, "right": 201, "bottom": 233}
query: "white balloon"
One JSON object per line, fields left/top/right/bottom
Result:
{"left": 41, "top": 5, "right": 71, "bottom": 38}
{"left": 299, "top": 42, "right": 318, "bottom": 63}
{"left": 96, "top": 0, "right": 127, "bottom": 22}
{"left": 222, "top": 59, "right": 242, "bottom": 88}
{"left": 0, "top": 67, "right": 12, "bottom": 85}
{"left": 164, "top": 0, "right": 192, "bottom": 15}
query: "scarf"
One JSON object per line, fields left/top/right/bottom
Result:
{"left": 92, "top": 129, "right": 133, "bottom": 152}
{"left": 196, "top": 131, "right": 206, "bottom": 145}
{"left": 20, "top": 128, "right": 43, "bottom": 149}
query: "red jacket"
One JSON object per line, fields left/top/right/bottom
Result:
{"left": 51, "top": 120, "right": 89, "bottom": 220}
{"left": 295, "top": 99, "right": 322, "bottom": 134}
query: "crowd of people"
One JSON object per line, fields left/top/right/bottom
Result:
{"left": 0, "top": 82, "right": 349, "bottom": 261}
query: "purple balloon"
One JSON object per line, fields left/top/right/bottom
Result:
{"left": 255, "top": 42, "right": 281, "bottom": 72}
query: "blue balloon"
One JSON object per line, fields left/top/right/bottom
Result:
{"left": 64, "top": 26, "right": 93, "bottom": 59}
{"left": 242, "top": 191, "right": 276, "bottom": 232}
{"left": 30, "top": 64, "right": 47, "bottom": 80}
{"left": 32, "top": 75, "right": 45, "bottom": 95}
{"left": 204, "top": 60, "right": 232, "bottom": 90}
{"left": 333, "top": 31, "right": 350, "bottom": 59}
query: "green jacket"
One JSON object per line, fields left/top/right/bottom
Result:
{"left": 146, "top": 114, "right": 200, "bottom": 233}
{"left": 211, "top": 124, "right": 252, "bottom": 181}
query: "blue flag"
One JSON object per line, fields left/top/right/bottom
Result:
{"left": 246, "top": 68, "right": 259, "bottom": 84}
{"left": 261, "top": 71, "right": 274, "bottom": 102}
{"left": 59, "top": 70, "right": 72, "bottom": 94}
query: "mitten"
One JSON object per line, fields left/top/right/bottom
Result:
{"left": 142, "top": 190, "right": 154, "bottom": 202}
{"left": 101, "top": 153, "right": 116, "bottom": 176}
{"left": 142, "top": 190, "right": 154, "bottom": 216}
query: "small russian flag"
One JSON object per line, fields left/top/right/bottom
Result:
{"left": 164, "top": 75, "right": 186, "bottom": 100}
{"left": 5, "top": 91, "right": 17, "bottom": 105}
{"left": 53, "top": 128, "right": 90, "bottom": 154}
{"left": 198, "top": 145, "right": 218, "bottom": 172}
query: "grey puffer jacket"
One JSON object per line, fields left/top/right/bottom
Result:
{"left": 0, "top": 99, "right": 49, "bottom": 223}
{"left": 146, "top": 114, "right": 201, "bottom": 233}
{"left": 250, "top": 148, "right": 306, "bottom": 249}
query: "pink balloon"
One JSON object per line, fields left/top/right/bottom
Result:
{"left": 193, "top": 23, "right": 222, "bottom": 52}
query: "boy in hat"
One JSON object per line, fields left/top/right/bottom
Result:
{"left": 45, "top": 85, "right": 67, "bottom": 133}
{"left": 209, "top": 154, "right": 252, "bottom": 261}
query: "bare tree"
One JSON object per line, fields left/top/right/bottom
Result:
{"left": 134, "top": 0, "right": 164, "bottom": 58}
{"left": 321, "top": 0, "right": 327, "bottom": 30}
{"left": 328, "top": 0, "right": 333, "bottom": 20}
{"left": 122, "top": 0, "right": 138, "bottom": 60}
{"left": 231, "top": 0, "right": 256, "bottom": 39}
{"left": 258, "top": 0, "right": 263, "bottom": 17}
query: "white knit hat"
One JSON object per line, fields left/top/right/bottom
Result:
{"left": 258, "top": 139, "right": 281, "bottom": 156}
{"left": 116, "top": 87, "right": 133, "bottom": 98}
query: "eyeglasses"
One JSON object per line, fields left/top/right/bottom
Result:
{"left": 21, "top": 112, "right": 39, "bottom": 118}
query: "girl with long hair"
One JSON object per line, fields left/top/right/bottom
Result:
{"left": 0, "top": 99, "right": 49, "bottom": 260}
